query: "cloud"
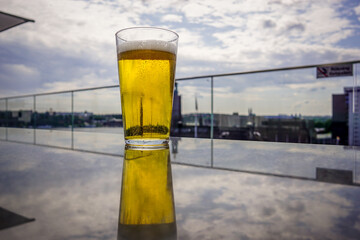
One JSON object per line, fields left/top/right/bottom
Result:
{"left": 286, "top": 23, "right": 305, "bottom": 32}
{"left": 263, "top": 19, "right": 277, "bottom": 28}
{"left": 356, "top": 4, "right": 360, "bottom": 20}
{"left": 0, "top": 63, "right": 40, "bottom": 82}
{"left": 4, "top": 64, "right": 39, "bottom": 77}
{"left": 0, "top": 141, "right": 122, "bottom": 239}
{"left": 162, "top": 14, "right": 183, "bottom": 23}
{"left": 181, "top": 2, "right": 213, "bottom": 19}
{"left": 0, "top": 63, "right": 41, "bottom": 92}
{"left": 173, "top": 162, "right": 358, "bottom": 239}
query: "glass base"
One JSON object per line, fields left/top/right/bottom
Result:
{"left": 125, "top": 139, "right": 169, "bottom": 149}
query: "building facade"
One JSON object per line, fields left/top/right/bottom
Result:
{"left": 345, "top": 87, "right": 360, "bottom": 146}
{"left": 332, "top": 87, "right": 360, "bottom": 146}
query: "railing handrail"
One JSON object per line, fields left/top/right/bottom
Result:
{"left": 176, "top": 60, "right": 360, "bottom": 80}
{"left": 1, "top": 85, "right": 120, "bottom": 100}
{"left": 1, "top": 60, "right": 359, "bottom": 100}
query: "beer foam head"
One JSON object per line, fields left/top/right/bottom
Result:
{"left": 117, "top": 40, "right": 177, "bottom": 54}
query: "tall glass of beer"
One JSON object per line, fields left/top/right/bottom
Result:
{"left": 115, "top": 27, "right": 179, "bottom": 147}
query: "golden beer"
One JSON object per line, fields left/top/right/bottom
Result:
{"left": 119, "top": 146, "right": 175, "bottom": 224}
{"left": 116, "top": 27, "right": 178, "bottom": 146}
{"left": 118, "top": 146, "right": 177, "bottom": 240}
{"left": 118, "top": 46, "right": 176, "bottom": 142}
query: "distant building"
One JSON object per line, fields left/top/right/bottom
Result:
{"left": 213, "top": 113, "right": 249, "bottom": 128}
{"left": 18, "top": 110, "right": 32, "bottom": 123}
{"left": 171, "top": 83, "right": 182, "bottom": 131}
{"left": 176, "top": 111, "right": 314, "bottom": 142}
{"left": 103, "top": 118, "right": 122, "bottom": 127}
{"left": 332, "top": 94, "right": 348, "bottom": 145}
{"left": 345, "top": 87, "right": 360, "bottom": 146}
{"left": 256, "top": 117, "right": 313, "bottom": 143}
{"left": 332, "top": 87, "right": 360, "bottom": 146}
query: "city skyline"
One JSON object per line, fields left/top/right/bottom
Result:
{"left": 3, "top": 83, "right": 357, "bottom": 145}
{"left": 1, "top": 80, "right": 352, "bottom": 117}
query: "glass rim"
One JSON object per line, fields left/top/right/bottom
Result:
{"left": 115, "top": 27, "right": 179, "bottom": 43}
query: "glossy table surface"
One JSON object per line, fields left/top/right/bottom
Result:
{"left": 0, "top": 136, "right": 359, "bottom": 240}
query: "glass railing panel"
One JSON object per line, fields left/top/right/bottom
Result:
{"left": 0, "top": 61, "right": 359, "bottom": 169}
{"left": 213, "top": 68, "right": 354, "bottom": 145}
{"left": 0, "top": 128, "right": 4, "bottom": 140}
{"left": 170, "top": 137, "right": 213, "bottom": 167}
{"left": 73, "top": 130, "right": 124, "bottom": 155}
{"left": 73, "top": 87, "right": 121, "bottom": 131}
{"left": 356, "top": 147, "right": 360, "bottom": 184}
{"left": 35, "top": 93, "right": 72, "bottom": 148}
{"left": 34, "top": 128, "right": 72, "bottom": 149}
{"left": 72, "top": 87, "right": 122, "bottom": 154}
{"left": 7, "top": 97, "right": 34, "bottom": 143}
{"left": 7, "top": 128, "right": 34, "bottom": 143}
{"left": 213, "top": 140, "right": 358, "bottom": 184}
{"left": 168, "top": 137, "right": 359, "bottom": 185}
{"left": 172, "top": 79, "right": 211, "bottom": 138}
{"left": 0, "top": 99, "right": 6, "bottom": 140}
{"left": 35, "top": 93, "right": 72, "bottom": 128}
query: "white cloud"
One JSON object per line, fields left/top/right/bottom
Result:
{"left": 181, "top": 2, "right": 213, "bottom": 19}
{"left": 1, "top": 0, "right": 358, "bottom": 69}
{"left": 173, "top": 163, "right": 355, "bottom": 239}
{"left": 40, "top": 73, "right": 115, "bottom": 92}
{"left": 0, "top": 64, "right": 42, "bottom": 94}
{"left": 0, "top": 0, "right": 136, "bottom": 60}
{"left": 354, "top": 4, "right": 360, "bottom": 20}
{"left": 1, "top": 0, "right": 358, "bottom": 73}
{"left": 162, "top": 14, "right": 183, "bottom": 23}
{"left": 3, "top": 64, "right": 40, "bottom": 78}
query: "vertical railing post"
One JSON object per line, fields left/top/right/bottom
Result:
{"left": 34, "top": 95, "right": 36, "bottom": 144}
{"left": 5, "top": 98, "right": 8, "bottom": 141}
{"left": 211, "top": 139, "right": 213, "bottom": 168}
{"left": 210, "top": 76, "right": 214, "bottom": 140}
{"left": 354, "top": 64, "right": 358, "bottom": 183}
{"left": 353, "top": 64, "right": 356, "bottom": 120}
{"left": 210, "top": 77, "right": 214, "bottom": 168}
{"left": 71, "top": 91, "right": 74, "bottom": 150}
{"left": 210, "top": 76, "right": 214, "bottom": 167}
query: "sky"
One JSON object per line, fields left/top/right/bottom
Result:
{"left": 1, "top": 0, "right": 360, "bottom": 115}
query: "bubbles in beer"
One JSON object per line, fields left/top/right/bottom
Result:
{"left": 117, "top": 43, "right": 176, "bottom": 141}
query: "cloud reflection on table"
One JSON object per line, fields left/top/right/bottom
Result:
{"left": 0, "top": 137, "right": 359, "bottom": 239}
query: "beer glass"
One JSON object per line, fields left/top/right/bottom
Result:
{"left": 118, "top": 144, "right": 177, "bottom": 240}
{"left": 115, "top": 27, "right": 179, "bottom": 147}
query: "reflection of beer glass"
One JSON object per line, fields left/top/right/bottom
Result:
{"left": 118, "top": 144, "right": 176, "bottom": 240}
{"left": 115, "top": 27, "right": 179, "bottom": 147}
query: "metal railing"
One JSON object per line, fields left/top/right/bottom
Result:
{"left": 2, "top": 59, "right": 359, "bottom": 98}
{"left": 0, "top": 60, "right": 359, "bottom": 145}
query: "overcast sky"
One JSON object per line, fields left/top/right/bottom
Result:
{"left": 1, "top": 0, "right": 360, "bottom": 115}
